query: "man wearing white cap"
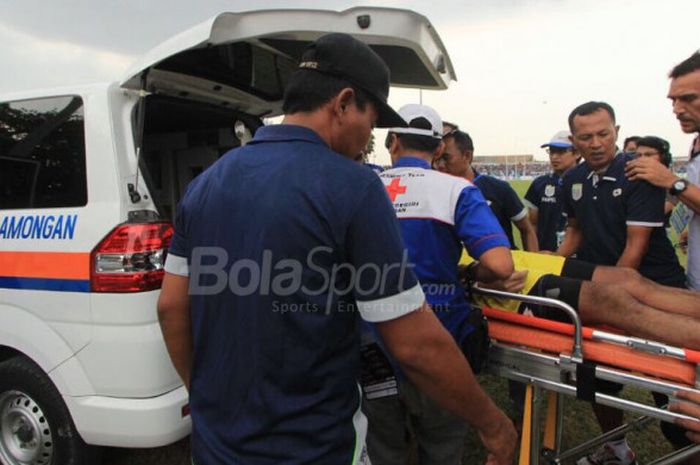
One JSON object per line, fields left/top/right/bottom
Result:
{"left": 524, "top": 130, "right": 580, "bottom": 251}
{"left": 362, "top": 104, "right": 517, "bottom": 465}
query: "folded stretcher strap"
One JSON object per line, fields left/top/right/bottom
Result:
{"left": 484, "top": 307, "right": 698, "bottom": 386}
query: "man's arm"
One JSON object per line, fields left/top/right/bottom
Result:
{"left": 626, "top": 157, "right": 700, "bottom": 214}
{"left": 157, "top": 272, "right": 192, "bottom": 390}
{"left": 470, "top": 246, "right": 515, "bottom": 282}
{"left": 528, "top": 208, "right": 539, "bottom": 232}
{"left": 617, "top": 225, "right": 652, "bottom": 269}
{"left": 514, "top": 216, "right": 539, "bottom": 252}
{"left": 376, "top": 304, "right": 516, "bottom": 465}
{"left": 556, "top": 218, "right": 583, "bottom": 257}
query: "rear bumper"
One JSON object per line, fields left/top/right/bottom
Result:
{"left": 64, "top": 385, "right": 191, "bottom": 447}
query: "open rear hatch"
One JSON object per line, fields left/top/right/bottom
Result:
{"left": 122, "top": 7, "right": 455, "bottom": 218}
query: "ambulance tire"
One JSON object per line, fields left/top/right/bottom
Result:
{"left": 0, "top": 356, "right": 101, "bottom": 465}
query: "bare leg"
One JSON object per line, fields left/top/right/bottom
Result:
{"left": 591, "top": 266, "right": 700, "bottom": 319}
{"left": 578, "top": 281, "right": 700, "bottom": 350}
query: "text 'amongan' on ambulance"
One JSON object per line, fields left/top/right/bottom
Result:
{"left": 0, "top": 214, "right": 77, "bottom": 240}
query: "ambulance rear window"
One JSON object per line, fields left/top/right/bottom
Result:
{"left": 0, "top": 95, "right": 87, "bottom": 210}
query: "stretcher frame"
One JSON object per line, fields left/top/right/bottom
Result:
{"left": 471, "top": 286, "right": 700, "bottom": 465}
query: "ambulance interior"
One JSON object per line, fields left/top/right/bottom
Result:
{"left": 139, "top": 95, "right": 262, "bottom": 221}
{"left": 137, "top": 39, "right": 289, "bottom": 220}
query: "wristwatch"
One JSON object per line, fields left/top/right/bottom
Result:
{"left": 670, "top": 178, "right": 689, "bottom": 196}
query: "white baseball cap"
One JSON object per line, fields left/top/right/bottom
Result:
{"left": 541, "top": 130, "right": 573, "bottom": 149}
{"left": 387, "top": 104, "right": 443, "bottom": 140}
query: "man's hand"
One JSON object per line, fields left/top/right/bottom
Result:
{"left": 625, "top": 157, "right": 676, "bottom": 188}
{"left": 479, "top": 410, "right": 518, "bottom": 465}
{"left": 670, "top": 390, "right": 700, "bottom": 443}
{"left": 480, "top": 270, "right": 528, "bottom": 293}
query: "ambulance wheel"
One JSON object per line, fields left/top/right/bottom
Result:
{"left": 0, "top": 356, "right": 100, "bottom": 465}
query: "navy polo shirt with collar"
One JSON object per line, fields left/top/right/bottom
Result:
{"left": 562, "top": 152, "right": 685, "bottom": 286}
{"left": 472, "top": 171, "right": 528, "bottom": 248}
{"left": 524, "top": 172, "right": 567, "bottom": 251}
{"left": 379, "top": 157, "right": 510, "bottom": 345}
{"left": 164, "top": 124, "right": 425, "bottom": 465}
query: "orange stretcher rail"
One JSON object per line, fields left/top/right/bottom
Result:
{"left": 483, "top": 306, "right": 700, "bottom": 365}
{"left": 488, "top": 319, "right": 696, "bottom": 386}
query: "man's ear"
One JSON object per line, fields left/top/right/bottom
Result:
{"left": 386, "top": 133, "right": 397, "bottom": 154}
{"left": 333, "top": 88, "right": 355, "bottom": 117}
{"left": 614, "top": 125, "right": 621, "bottom": 141}
{"left": 434, "top": 141, "right": 445, "bottom": 158}
{"left": 464, "top": 150, "right": 474, "bottom": 164}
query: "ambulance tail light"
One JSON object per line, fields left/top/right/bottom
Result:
{"left": 91, "top": 222, "right": 173, "bottom": 292}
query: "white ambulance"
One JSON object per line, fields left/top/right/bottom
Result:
{"left": 0, "top": 7, "right": 455, "bottom": 465}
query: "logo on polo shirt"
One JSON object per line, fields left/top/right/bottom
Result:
{"left": 544, "top": 185, "right": 555, "bottom": 197}
{"left": 613, "top": 188, "right": 622, "bottom": 197}
{"left": 572, "top": 183, "right": 582, "bottom": 201}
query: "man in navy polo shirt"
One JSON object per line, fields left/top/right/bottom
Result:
{"left": 157, "top": 34, "right": 516, "bottom": 465}
{"left": 558, "top": 102, "right": 685, "bottom": 286}
{"left": 437, "top": 126, "right": 538, "bottom": 251}
{"left": 558, "top": 101, "right": 685, "bottom": 465}
{"left": 524, "top": 130, "right": 580, "bottom": 251}
{"left": 362, "top": 103, "right": 517, "bottom": 465}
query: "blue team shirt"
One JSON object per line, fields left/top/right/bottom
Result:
{"left": 524, "top": 172, "right": 567, "bottom": 251}
{"left": 472, "top": 172, "right": 528, "bottom": 248}
{"left": 380, "top": 158, "right": 510, "bottom": 344}
{"left": 165, "top": 125, "right": 423, "bottom": 465}
{"left": 562, "top": 152, "right": 685, "bottom": 286}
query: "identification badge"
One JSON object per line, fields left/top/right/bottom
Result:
{"left": 572, "top": 183, "right": 583, "bottom": 201}
{"left": 360, "top": 342, "right": 398, "bottom": 400}
{"left": 544, "top": 184, "right": 555, "bottom": 197}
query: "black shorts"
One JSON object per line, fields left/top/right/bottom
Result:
{"left": 523, "top": 257, "right": 595, "bottom": 320}
{"left": 527, "top": 274, "right": 583, "bottom": 312}
{"left": 560, "top": 258, "right": 596, "bottom": 281}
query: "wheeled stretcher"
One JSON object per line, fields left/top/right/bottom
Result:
{"left": 471, "top": 286, "right": 700, "bottom": 465}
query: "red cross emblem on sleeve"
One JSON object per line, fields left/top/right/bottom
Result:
{"left": 386, "top": 178, "right": 407, "bottom": 201}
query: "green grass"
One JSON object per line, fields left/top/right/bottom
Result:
{"left": 459, "top": 376, "right": 673, "bottom": 464}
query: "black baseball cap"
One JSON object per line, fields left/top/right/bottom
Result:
{"left": 298, "top": 33, "right": 406, "bottom": 128}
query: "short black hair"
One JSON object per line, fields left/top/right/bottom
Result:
{"left": 568, "top": 101, "right": 616, "bottom": 133}
{"left": 282, "top": 69, "right": 371, "bottom": 114}
{"left": 623, "top": 136, "right": 641, "bottom": 149}
{"left": 669, "top": 50, "right": 700, "bottom": 79}
{"left": 443, "top": 130, "right": 474, "bottom": 153}
{"left": 636, "top": 135, "right": 672, "bottom": 167}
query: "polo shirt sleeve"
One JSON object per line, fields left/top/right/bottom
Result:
{"left": 626, "top": 180, "right": 665, "bottom": 227}
{"left": 454, "top": 185, "right": 511, "bottom": 258}
{"left": 164, "top": 201, "right": 190, "bottom": 277}
{"left": 523, "top": 178, "right": 541, "bottom": 210}
{"left": 502, "top": 182, "right": 528, "bottom": 221}
{"left": 346, "top": 177, "right": 424, "bottom": 323}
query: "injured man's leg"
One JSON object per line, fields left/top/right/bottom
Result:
{"left": 531, "top": 274, "right": 700, "bottom": 350}
{"left": 589, "top": 265, "right": 700, "bottom": 320}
